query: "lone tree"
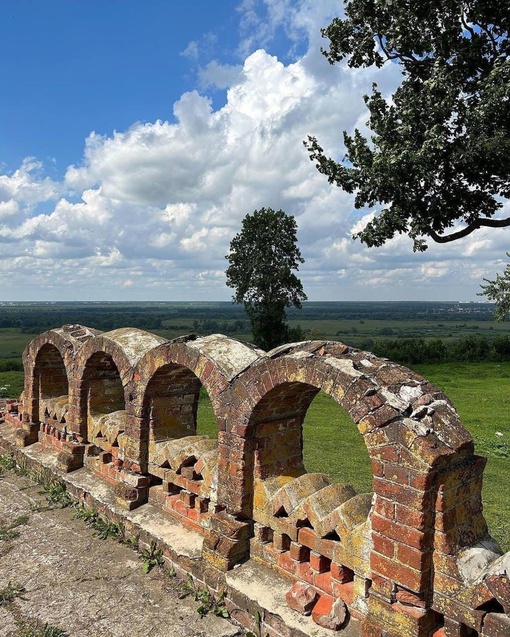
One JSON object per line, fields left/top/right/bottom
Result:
{"left": 225, "top": 208, "right": 307, "bottom": 350}
{"left": 305, "top": 1, "right": 510, "bottom": 252}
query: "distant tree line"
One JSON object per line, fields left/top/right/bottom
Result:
{"left": 0, "top": 301, "right": 497, "bottom": 335}
{"left": 360, "top": 335, "right": 510, "bottom": 365}
{"left": 1, "top": 336, "right": 510, "bottom": 372}
{"left": 0, "top": 359, "right": 23, "bottom": 372}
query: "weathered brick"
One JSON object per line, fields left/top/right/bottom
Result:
{"left": 311, "top": 594, "right": 347, "bottom": 631}
{"left": 285, "top": 581, "right": 319, "bottom": 615}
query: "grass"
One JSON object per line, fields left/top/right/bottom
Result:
{"left": 0, "top": 515, "right": 29, "bottom": 542}
{"left": 17, "top": 621, "right": 67, "bottom": 637}
{"left": 303, "top": 393, "right": 373, "bottom": 493}
{"left": 414, "top": 362, "right": 510, "bottom": 551}
{"left": 0, "top": 329, "right": 37, "bottom": 359}
{"left": 0, "top": 370, "right": 24, "bottom": 398}
{"left": 0, "top": 581, "right": 25, "bottom": 606}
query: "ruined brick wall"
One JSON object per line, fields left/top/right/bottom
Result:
{"left": 7, "top": 325, "right": 510, "bottom": 636}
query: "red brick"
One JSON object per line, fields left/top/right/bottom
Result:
{"left": 485, "top": 575, "right": 510, "bottom": 614}
{"left": 333, "top": 581, "right": 354, "bottom": 606}
{"left": 311, "top": 594, "right": 347, "bottom": 631}
{"left": 374, "top": 496, "right": 395, "bottom": 520}
{"left": 172, "top": 499, "right": 188, "bottom": 517}
{"left": 373, "top": 478, "right": 427, "bottom": 510}
{"left": 396, "top": 544, "right": 432, "bottom": 572}
{"left": 289, "top": 542, "right": 310, "bottom": 563}
{"left": 310, "top": 552, "right": 331, "bottom": 573}
{"left": 277, "top": 551, "right": 297, "bottom": 575}
{"left": 314, "top": 571, "right": 333, "bottom": 595}
{"left": 360, "top": 618, "right": 385, "bottom": 637}
{"left": 370, "top": 574, "right": 393, "bottom": 600}
{"left": 372, "top": 513, "right": 430, "bottom": 550}
{"left": 371, "top": 553, "right": 427, "bottom": 591}
{"left": 285, "top": 581, "right": 319, "bottom": 615}
{"left": 331, "top": 563, "right": 353, "bottom": 583}
{"left": 383, "top": 463, "right": 410, "bottom": 484}
{"left": 295, "top": 560, "right": 315, "bottom": 585}
{"left": 298, "top": 526, "right": 318, "bottom": 550}
{"left": 179, "top": 491, "right": 196, "bottom": 508}
{"left": 396, "top": 504, "right": 433, "bottom": 529}
{"left": 373, "top": 533, "right": 395, "bottom": 558}
{"left": 371, "top": 459, "right": 384, "bottom": 477}
{"left": 478, "top": 612, "right": 510, "bottom": 637}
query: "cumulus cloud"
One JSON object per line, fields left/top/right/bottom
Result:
{"left": 0, "top": 0, "right": 507, "bottom": 301}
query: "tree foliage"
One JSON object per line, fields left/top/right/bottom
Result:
{"left": 479, "top": 255, "right": 510, "bottom": 320}
{"left": 225, "top": 208, "right": 307, "bottom": 350}
{"left": 305, "top": 1, "right": 510, "bottom": 251}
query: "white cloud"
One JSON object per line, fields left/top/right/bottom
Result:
{"left": 199, "top": 61, "right": 243, "bottom": 89}
{"left": 0, "top": 0, "right": 507, "bottom": 301}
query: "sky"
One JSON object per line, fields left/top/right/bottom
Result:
{"left": 0, "top": 0, "right": 508, "bottom": 302}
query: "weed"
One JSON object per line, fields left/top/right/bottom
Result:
{"left": 0, "top": 514, "right": 29, "bottom": 541}
{"left": 121, "top": 532, "right": 140, "bottom": 551}
{"left": 72, "top": 506, "right": 124, "bottom": 540}
{"left": 44, "top": 480, "right": 73, "bottom": 509}
{"left": 0, "top": 453, "right": 15, "bottom": 473}
{"left": 17, "top": 619, "right": 68, "bottom": 637}
{"left": 245, "top": 610, "right": 268, "bottom": 637}
{"left": 0, "top": 526, "right": 19, "bottom": 541}
{"left": 474, "top": 436, "right": 510, "bottom": 459}
{"left": 72, "top": 505, "right": 98, "bottom": 524}
{"left": 35, "top": 471, "right": 73, "bottom": 510}
{"left": 12, "top": 514, "right": 29, "bottom": 527}
{"left": 91, "top": 517, "right": 124, "bottom": 541}
{"left": 139, "top": 540, "right": 164, "bottom": 574}
{"left": 0, "top": 581, "right": 25, "bottom": 605}
{"left": 177, "top": 575, "right": 229, "bottom": 618}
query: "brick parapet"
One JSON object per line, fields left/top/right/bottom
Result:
{"left": 3, "top": 329, "right": 509, "bottom": 637}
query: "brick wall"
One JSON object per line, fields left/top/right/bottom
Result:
{"left": 5, "top": 325, "right": 509, "bottom": 636}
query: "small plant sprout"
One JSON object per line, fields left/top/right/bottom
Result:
{"left": 139, "top": 540, "right": 165, "bottom": 573}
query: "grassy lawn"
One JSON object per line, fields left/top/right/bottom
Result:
{"left": 415, "top": 362, "right": 510, "bottom": 551}
{"left": 0, "top": 371, "right": 24, "bottom": 398}
{"left": 0, "top": 329, "right": 37, "bottom": 358}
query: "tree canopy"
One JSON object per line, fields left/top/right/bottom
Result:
{"left": 479, "top": 255, "right": 510, "bottom": 320}
{"left": 305, "top": 1, "right": 510, "bottom": 252}
{"left": 225, "top": 208, "right": 307, "bottom": 350}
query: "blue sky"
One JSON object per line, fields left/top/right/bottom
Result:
{"left": 0, "top": 0, "right": 508, "bottom": 301}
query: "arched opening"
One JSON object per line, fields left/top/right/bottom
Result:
{"left": 34, "top": 344, "right": 69, "bottom": 429}
{"left": 197, "top": 387, "right": 217, "bottom": 439}
{"left": 82, "top": 351, "right": 125, "bottom": 453}
{"left": 143, "top": 363, "right": 219, "bottom": 528}
{"left": 303, "top": 391, "right": 372, "bottom": 493}
{"left": 247, "top": 381, "right": 373, "bottom": 615}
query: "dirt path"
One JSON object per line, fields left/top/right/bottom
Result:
{"left": 0, "top": 468, "right": 245, "bottom": 637}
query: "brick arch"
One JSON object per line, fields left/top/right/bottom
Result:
{"left": 126, "top": 334, "right": 264, "bottom": 473}
{"left": 22, "top": 325, "right": 100, "bottom": 431}
{"left": 73, "top": 328, "right": 165, "bottom": 442}
{"left": 222, "top": 341, "right": 484, "bottom": 619}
